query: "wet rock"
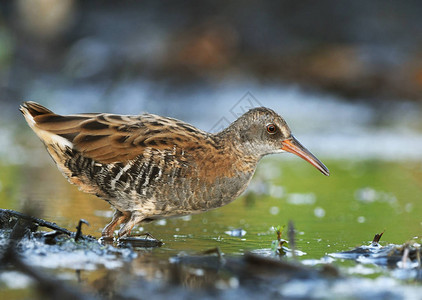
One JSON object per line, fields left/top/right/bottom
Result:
{"left": 331, "top": 233, "right": 422, "bottom": 275}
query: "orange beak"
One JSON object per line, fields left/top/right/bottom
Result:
{"left": 281, "top": 136, "right": 330, "bottom": 176}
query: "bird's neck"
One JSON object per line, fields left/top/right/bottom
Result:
{"left": 208, "top": 132, "right": 261, "bottom": 177}
{"left": 187, "top": 133, "right": 261, "bottom": 209}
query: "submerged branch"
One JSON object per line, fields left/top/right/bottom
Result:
{"left": 0, "top": 208, "right": 73, "bottom": 236}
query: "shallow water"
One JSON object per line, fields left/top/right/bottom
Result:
{"left": 1, "top": 85, "right": 422, "bottom": 298}
{"left": 5, "top": 156, "right": 422, "bottom": 255}
{"left": 2, "top": 158, "right": 422, "bottom": 265}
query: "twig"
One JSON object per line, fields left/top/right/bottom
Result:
{"left": 75, "top": 219, "right": 90, "bottom": 241}
{"left": 0, "top": 209, "right": 72, "bottom": 236}
{"left": 202, "top": 247, "right": 225, "bottom": 262}
{"left": 417, "top": 245, "right": 422, "bottom": 280}
{"left": 1, "top": 216, "right": 93, "bottom": 300}
{"left": 401, "top": 246, "right": 409, "bottom": 268}
{"left": 288, "top": 220, "right": 296, "bottom": 259}
{"left": 371, "top": 231, "right": 384, "bottom": 246}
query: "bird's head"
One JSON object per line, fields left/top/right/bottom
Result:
{"left": 222, "top": 107, "right": 329, "bottom": 176}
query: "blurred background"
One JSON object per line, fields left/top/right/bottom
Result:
{"left": 1, "top": 1, "right": 422, "bottom": 295}
{"left": 0, "top": 0, "right": 422, "bottom": 163}
{"left": 1, "top": 0, "right": 422, "bottom": 101}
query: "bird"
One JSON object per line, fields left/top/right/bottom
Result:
{"left": 20, "top": 101, "right": 329, "bottom": 239}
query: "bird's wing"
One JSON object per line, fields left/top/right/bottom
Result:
{"left": 21, "top": 101, "right": 206, "bottom": 164}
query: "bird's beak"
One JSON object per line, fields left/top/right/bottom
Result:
{"left": 281, "top": 136, "right": 330, "bottom": 176}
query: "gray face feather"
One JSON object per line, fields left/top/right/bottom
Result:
{"left": 219, "top": 107, "right": 292, "bottom": 157}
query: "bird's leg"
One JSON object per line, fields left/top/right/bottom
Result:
{"left": 117, "top": 212, "right": 144, "bottom": 238}
{"left": 141, "top": 232, "right": 160, "bottom": 241}
{"left": 102, "top": 210, "right": 130, "bottom": 238}
{"left": 117, "top": 213, "right": 162, "bottom": 245}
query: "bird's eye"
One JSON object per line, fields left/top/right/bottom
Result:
{"left": 266, "top": 124, "right": 277, "bottom": 134}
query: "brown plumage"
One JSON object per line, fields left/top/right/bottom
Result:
{"left": 20, "top": 101, "right": 329, "bottom": 238}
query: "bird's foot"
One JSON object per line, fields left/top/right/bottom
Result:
{"left": 117, "top": 232, "right": 163, "bottom": 248}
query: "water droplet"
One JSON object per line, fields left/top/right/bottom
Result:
{"left": 269, "top": 185, "right": 284, "bottom": 198}
{"left": 314, "top": 207, "right": 325, "bottom": 218}
{"left": 180, "top": 215, "right": 192, "bottom": 221}
{"left": 155, "top": 219, "right": 167, "bottom": 226}
{"left": 225, "top": 229, "right": 246, "bottom": 237}
{"left": 269, "top": 206, "right": 280, "bottom": 215}
{"left": 287, "top": 193, "right": 316, "bottom": 205}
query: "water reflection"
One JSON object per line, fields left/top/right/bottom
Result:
{"left": 1, "top": 155, "right": 422, "bottom": 297}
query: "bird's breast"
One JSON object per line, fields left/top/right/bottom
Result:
{"left": 103, "top": 152, "right": 256, "bottom": 215}
{"left": 62, "top": 143, "right": 258, "bottom": 216}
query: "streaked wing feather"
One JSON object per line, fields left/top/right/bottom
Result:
{"left": 33, "top": 111, "right": 205, "bottom": 164}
